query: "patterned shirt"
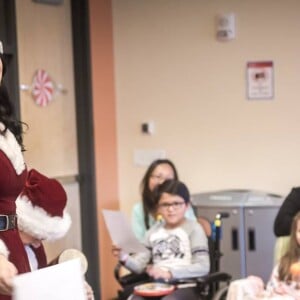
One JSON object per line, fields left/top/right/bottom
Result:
{"left": 125, "top": 219, "right": 209, "bottom": 279}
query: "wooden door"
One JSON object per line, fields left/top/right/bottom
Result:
{"left": 15, "top": 0, "right": 82, "bottom": 262}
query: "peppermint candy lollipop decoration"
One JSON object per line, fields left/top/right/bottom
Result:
{"left": 31, "top": 69, "right": 54, "bottom": 107}
{"left": 20, "top": 69, "right": 67, "bottom": 106}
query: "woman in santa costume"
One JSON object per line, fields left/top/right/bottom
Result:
{"left": 0, "top": 41, "right": 31, "bottom": 298}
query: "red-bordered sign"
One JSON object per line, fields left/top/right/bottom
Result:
{"left": 246, "top": 61, "right": 274, "bottom": 100}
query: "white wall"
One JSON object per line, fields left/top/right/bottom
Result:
{"left": 112, "top": 0, "right": 300, "bottom": 215}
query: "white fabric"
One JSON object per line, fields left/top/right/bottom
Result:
{"left": 0, "top": 122, "right": 25, "bottom": 175}
{"left": 16, "top": 195, "right": 71, "bottom": 241}
{"left": 0, "top": 239, "right": 9, "bottom": 258}
{"left": 24, "top": 245, "right": 38, "bottom": 271}
{"left": 226, "top": 273, "right": 300, "bottom": 300}
{"left": 226, "top": 276, "right": 264, "bottom": 300}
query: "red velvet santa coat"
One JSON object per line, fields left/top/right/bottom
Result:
{"left": 0, "top": 127, "right": 31, "bottom": 300}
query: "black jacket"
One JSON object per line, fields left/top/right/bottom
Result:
{"left": 274, "top": 187, "right": 300, "bottom": 237}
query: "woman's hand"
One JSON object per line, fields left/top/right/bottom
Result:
{"left": 0, "top": 255, "right": 18, "bottom": 295}
{"left": 146, "top": 265, "right": 172, "bottom": 281}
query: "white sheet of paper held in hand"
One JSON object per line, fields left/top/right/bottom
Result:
{"left": 102, "top": 209, "right": 146, "bottom": 253}
{"left": 12, "top": 258, "right": 85, "bottom": 300}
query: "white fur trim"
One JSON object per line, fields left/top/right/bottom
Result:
{"left": 0, "top": 122, "right": 25, "bottom": 175}
{"left": 16, "top": 195, "right": 72, "bottom": 241}
{"left": 0, "top": 239, "right": 9, "bottom": 258}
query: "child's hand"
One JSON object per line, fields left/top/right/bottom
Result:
{"left": 111, "top": 244, "right": 129, "bottom": 263}
{"left": 111, "top": 244, "right": 122, "bottom": 258}
{"left": 146, "top": 265, "right": 172, "bottom": 281}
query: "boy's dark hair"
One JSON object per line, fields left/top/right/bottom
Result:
{"left": 154, "top": 179, "right": 190, "bottom": 205}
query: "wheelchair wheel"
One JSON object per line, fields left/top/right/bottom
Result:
{"left": 212, "top": 285, "right": 228, "bottom": 300}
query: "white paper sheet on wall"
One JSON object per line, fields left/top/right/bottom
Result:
{"left": 12, "top": 259, "right": 85, "bottom": 300}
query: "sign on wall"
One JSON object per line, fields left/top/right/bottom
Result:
{"left": 246, "top": 61, "right": 274, "bottom": 100}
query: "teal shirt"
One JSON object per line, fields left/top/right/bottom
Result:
{"left": 131, "top": 201, "right": 197, "bottom": 241}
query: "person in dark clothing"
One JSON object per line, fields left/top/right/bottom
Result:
{"left": 274, "top": 187, "right": 300, "bottom": 237}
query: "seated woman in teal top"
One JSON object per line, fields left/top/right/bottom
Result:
{"left": 131, "top": 159, "right": 196, "bottom": 241}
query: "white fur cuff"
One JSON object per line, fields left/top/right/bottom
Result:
{"left": 0, "top": 239, "right": 9, "bottom": 258}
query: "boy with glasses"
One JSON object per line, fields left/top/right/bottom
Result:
{"left": 114, "top": 179, "right": 209, "bottom": 300}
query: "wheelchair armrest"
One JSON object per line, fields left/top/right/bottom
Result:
{"left": 119, "top": 272, "right": 150, "bottom": 286}
{"left": 169, "top": 271, "right": 231, "bottom": 287}
{"left": 114, "top": 261, "right": 123, "bottom": 282}
{"left": 196, "top": 272, "right": 232, "bottom": 285}
{"left": 114, "top": 261, "right": 149, "bottom": 287}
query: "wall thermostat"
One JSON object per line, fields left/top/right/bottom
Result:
{"left": 141, "top": 121, "right": 155, "bottom": 135}
{"left": 216, "top": 13, "right": 236, "bottom": 41}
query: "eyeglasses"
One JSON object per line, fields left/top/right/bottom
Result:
{"left": 158, "top": 201, "right": 186, "bottom": 210}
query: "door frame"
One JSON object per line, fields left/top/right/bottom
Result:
{"left": 71, "top": 1, "right": 100, "bottom": 298}
{"left": 0, "top": 0, "right": 21, "bottom": 118}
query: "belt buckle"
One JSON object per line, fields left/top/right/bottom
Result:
{"left": 0, "top": 215, "right": 9, "bottom": 231}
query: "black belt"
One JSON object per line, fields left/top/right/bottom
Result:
{"left": 0, "top": 215, "right": 17, "bottom": 231}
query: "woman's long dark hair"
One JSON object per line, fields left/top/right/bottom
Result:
{"left": 0, "top": 54, "right": 26, "bottom": 151}
{"left": 140, "top": 159, "right": 178, "bottom": 229}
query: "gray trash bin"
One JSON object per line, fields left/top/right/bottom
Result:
{"left": 191, "top": 189, "right": 283, "bottom": 283}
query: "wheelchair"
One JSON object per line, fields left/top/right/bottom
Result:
{"left": 114, "top": 213, "right": 232, "bottom": 300}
